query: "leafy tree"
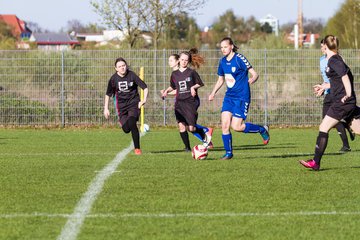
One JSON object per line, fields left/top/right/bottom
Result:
{"left": 261, "top": 22, "right": 273, "bottom": 34}
{"left": 325, "top": 0, "right": 360, "bottom": 48}
{"left": 162, "top": 12, "right": 201, "bottom": 48}
{"left": 0, "top": 21, "right": 16, "bottom": 49}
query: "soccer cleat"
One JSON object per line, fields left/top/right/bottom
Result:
{"left": 299, "top": 159, "right": 320, "bottom": 171}
{"left": 207, "top": 141, "right": 214, "bottom": 149}
{"left": 220, "top": 153, "right": 233, "bottom": 160}
{"left": 339, "top": 146, "right": 351, "bottom": 153}
{"left": 261, "top": 125, "right": 270, "bottom": 145}
{"left": 203, "top": 127, "right": 214, "bottom": 147}
{"left": 134, "top": 148, "right": 142, "bottom": 155}
{"left": 184, "top": 147, "right": 191, "bottom": 152}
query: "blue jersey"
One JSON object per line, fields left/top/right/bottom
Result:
{"left": 320, "top": 55, "right": 330, "bottom": 95}
{"left": 217, "top": 53, "right": 252, "bottom": 101}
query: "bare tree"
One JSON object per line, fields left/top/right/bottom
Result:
{"left": 140, "top": 0, "right": 207, "bottom": 49}
{"left": 91, "top": 0, "right": 143, "bottom": 48}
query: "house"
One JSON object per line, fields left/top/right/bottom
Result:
{"left": 0, "top": 14, "right": 32, "bottom": 39}
{"left": 30, "top": 32, "right": 80, "bottom": 51}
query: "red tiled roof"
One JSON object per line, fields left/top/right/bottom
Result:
{"left": 0, "top": 14, "right": 26, "bottom": 36}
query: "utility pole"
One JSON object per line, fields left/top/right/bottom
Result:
{"left": 297, "top": 0, "right": 303, "bottom": 48}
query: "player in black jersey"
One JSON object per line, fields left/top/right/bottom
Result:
{"left": 300, "top": 35, "right": 358, "bottom": 170}
{"left": 161, "top": 49, "right": 213, "bottom": 152}
{"left": 104, "top": 57, "right": 148, "bottom": 155}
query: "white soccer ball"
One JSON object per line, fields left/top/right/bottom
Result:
{"left": 143, "top": 123, "right": 150, "bottom": 132}
{"left": 192, "top": 144, "right": 208, "bottom": 160}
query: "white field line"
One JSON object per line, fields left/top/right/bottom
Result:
{"left": 56, "top": 132, "right": 144, "bottom": 240}
{"left": 2, "top": 211, "right": 360, "bottom": 219}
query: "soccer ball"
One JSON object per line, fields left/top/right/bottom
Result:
{"left": 143, "top": 123, "right": 150, "bottom": 132}
{"left": 192, "top": 144, "right": 208, "bottom": 160}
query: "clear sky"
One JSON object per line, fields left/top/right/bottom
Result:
{"left": 0, "top": 0, "right": 345, "bottom": 32}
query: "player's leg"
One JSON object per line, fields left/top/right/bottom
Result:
{"left": 220, "top": 111, "right": 233, "bottom": 159}
{"left": 335, "top": 123, "right": 351, "bottom": 152}
{"left": 179, "top": 122, "right": 191, "bottom": 151}
{"left": 231, "top": 100, "right": 270, "bottom": 144}
{"left": 300, "top": 115, "right": 339, "bottom": 170}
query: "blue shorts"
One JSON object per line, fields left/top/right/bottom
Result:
{"left": 221, "top": 98, "right": 250, "bottom": 120}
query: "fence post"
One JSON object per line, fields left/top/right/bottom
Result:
{"left": 163, "top": 49, "right": 166, "bottom": 126}
{"left": 61, "top": 50, "right": 65, "bottom": 127}
{"left": 264, "top": 48, "right": 268, "bottom": 126}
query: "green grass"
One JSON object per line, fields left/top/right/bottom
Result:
{"left": 1, "top": 127, "right": 360, "bottom": 239}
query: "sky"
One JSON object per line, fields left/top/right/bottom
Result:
{"left": 0, "top": 0, "right": 345, "bottom": 32}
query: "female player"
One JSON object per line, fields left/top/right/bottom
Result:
{"left": 161, "top": 49, "right": 213, "bottom": 152}
{"left": 208, "top": 37, "right": 269, "bottom": 160}
{"left": 313, "top": 38, "right": 353, "bottom": 152}
{"left": 300, "top": 35, "right": 358, "bottom": 170}
{"left": 104, "top": 57, "right": 148, "bottom": 155}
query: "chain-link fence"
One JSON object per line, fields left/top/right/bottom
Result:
{"left": 1, "top": 49, "right": 359, "bottom": 127}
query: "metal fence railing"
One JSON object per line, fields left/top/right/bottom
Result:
{"left": 1, "top": 49, "right": 359, "bottom": 127}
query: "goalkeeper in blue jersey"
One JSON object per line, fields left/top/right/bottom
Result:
{"left": 208, "top": 37, "right": 269, "bottom": 160}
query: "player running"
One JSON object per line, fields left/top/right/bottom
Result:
{"left": 208, "top": 37, "right": 269, "bottom": 160}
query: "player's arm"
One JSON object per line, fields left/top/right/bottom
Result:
{"left": 160, "top": 88, "right": 176, "bottom": 97}
{"left": 208, "top": 76, "right": 225, "bottom": 101}
{"left": 104, "top": 95, "right": 110, "bottom": 119}
{"left": 248, "top": 68, "right": 259, "bottom": 84}
{"left": 139, "top": 87, "right": 148, "bottom": 109}
{"left": 161, "top": 86, "right": 175, "bottom": 98}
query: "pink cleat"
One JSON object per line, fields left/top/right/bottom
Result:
{"left": 299, "top": 159, "right": 320, "bottom": 171}
{"left": 134, "top": 148, "right": 142, "bottom": 155}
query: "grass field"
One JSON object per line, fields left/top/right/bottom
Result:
{"left": 1, "top": 127, "right": 360, "bottom": 240}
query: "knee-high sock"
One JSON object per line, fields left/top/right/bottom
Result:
{"left": 314, "top": 131, "right": 329, "bottom": 165}
{"left": 222, "top": 133, "right": 232, "bottom": 154}
{"left": 180, "top": 131, "right": 191, "bottom": 150}
{"left": 244, "top": 122, "right": 266, "bottom": 133}
{"left": 335, "top": 123, "right": 350, "bottom": 148}
{"left": 192, "top": 124, "right": 208, "bottom": 141}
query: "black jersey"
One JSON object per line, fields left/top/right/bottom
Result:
{"left": 170, "top": 68, "right": 204, "bottom": 101}
{"left": 326, "top": 55, "right": 356, "bottom": 103}
{"left": 106, "top": 70, "right": 147, "bottom": 106}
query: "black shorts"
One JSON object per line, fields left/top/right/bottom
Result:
{"left": 322, "top": 94, "right": 333, "bottom": 118}
{"left": 326, "top": 100, "right": 356, "bottom": 121}
{"left": 174, "top": 98, "right": 198, "bottom": 126}
{"left": 117, "top": 102, "right": 140, "bottom": 126}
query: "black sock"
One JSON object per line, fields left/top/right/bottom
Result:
{"left": 180, "top": 131, "right": 190, "bottom": 150}
{"left": 314, "top": 132, "right": 329, "bottom": 165}
{"left": 123, "top": 117, "right": 140, "bottom": 149}
{"left": 335, "top": 123, "right": 350, "bottom": 148}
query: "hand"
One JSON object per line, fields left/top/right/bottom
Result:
{"left": 313, "top": 84, "right": 324, "bottom": 97}
{"left": 161, "top": 89, "right": 167, "bottom": 98}
{"left": 138, "top": 100, "right": 146, "bottom": 109}
{"left": 190, "top": 87, "right": 196, "bottom": 97}
{"left": 208, "top": 93, "right": 214, "bottom": 101}
{"left": 104, "top": 109, "right": 110, "bottom": 119}
{"left": 341, "top": 95, "right": 350, "bottom": 103}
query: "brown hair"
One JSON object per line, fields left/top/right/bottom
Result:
{"left": 180, "top": 48, "right": 205, "bottom": 69}
{"left": 114, "top": 57, "right": 128, "bottom": 67}
{"left": 220, "top": 37, "right": 239, "bottom": 52}
{"left": 324, "top": 35, "right": 339, "bottom": 53}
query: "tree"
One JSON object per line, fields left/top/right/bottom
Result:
{"left": 325, "top": 0, "right": 360, "bottom": 48}
{"left": 0, "top": 21, "right": 16, "bottom": 49}
{"left": 139, "top": 0, "right": 207, "bottom": 49}
{"left": 303, "top": 18, "right": 324, "bottom": 34}
{"left": 261, "top": 22, "right": 273, "bottom": 34}
{"left": 162, "top": 12, "right": 201, "bottom": 48}
{"left": 91, "top": 0, "right": 143, "bottom": 48}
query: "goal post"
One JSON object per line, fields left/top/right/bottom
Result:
{"left": 139, "top": 67, "right": 145, "bottom": 133}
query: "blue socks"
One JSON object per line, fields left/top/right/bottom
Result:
{"left": 244, "top": 123, "right": 266, "bottom": 134}
{"left": 192, "top": 124, "right": 209, "bottom": 142}
{"left": 222, "top": 133, "right": 232, "bottom": 154}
